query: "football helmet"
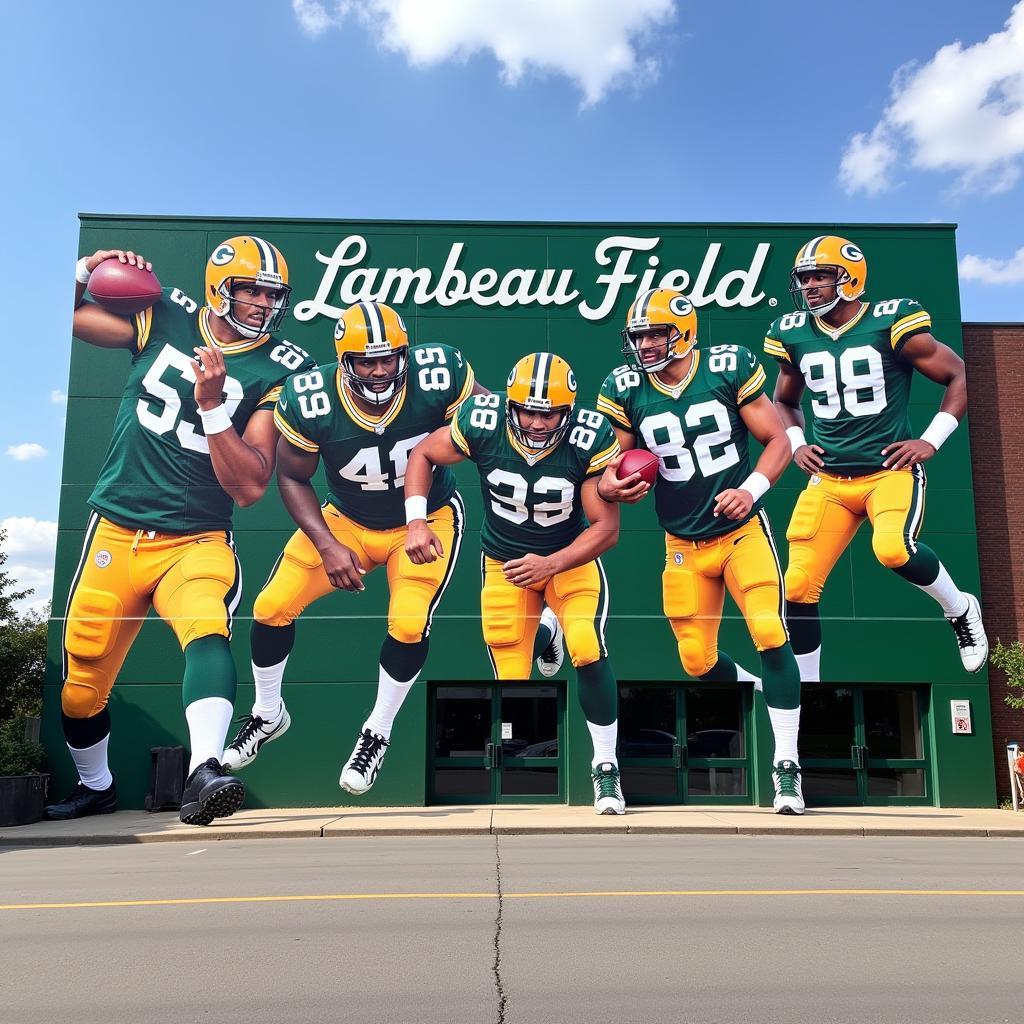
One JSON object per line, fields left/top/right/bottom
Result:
{"left": 621, "top": 288, "right": 697, "bottom": 372}
{"left": 335, "top": 301, "right": 410, "bottom": 406}
{"left": 205, "top": 235, "right": 291, "bottom": 339}
{"left": 506, "top": 352, "right": 576, "bottom": 453}
{"left": 790, "top": 235, "right": 867, "bottom": 316}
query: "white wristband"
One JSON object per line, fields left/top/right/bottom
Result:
{"left": 786, "top": 425, "right": 807, "bottom": 453}
{"left": 919, "top": 411, "right": 958, "bottom": 451}
{"left": 75, "top": 257, "right": 92, "bottom": 285}
{"left": 405, "top": 496, "right": 428, "bottom": 524}
{"left": 198, "top": 403, "right": 233, "bottom": 435}
{"left": 740, "top": 471, "right": 771, "bottom": 502}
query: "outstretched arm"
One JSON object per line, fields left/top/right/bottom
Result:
{"left": 72, "top": 249, "right": 153, "bottom": 349}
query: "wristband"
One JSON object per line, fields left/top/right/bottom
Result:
{"left": 405, "top": 496, "right": 428, "bottom": 524}
{"left": 919, "top": 411, "right": 958, "bottom": 451}
{"left": 75, "top": 257, "right": 93, "bottom": 285}
{"left": 198, "top": 403, "right": 233, "bottom": 436}
{"left": 786, "top": 426, "right": 807, "bottom": 453}
{"left": 740, "top": 471, "right": 771, "bottom": 502}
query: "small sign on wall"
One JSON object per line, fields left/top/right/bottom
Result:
{"left": 951, "top": 700, "right": 973, "bottom": 735}
{"left": 501, "top": 722, "right": 513, "bottom": 740}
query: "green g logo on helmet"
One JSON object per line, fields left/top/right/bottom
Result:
{"left": 211, "top": 244, "right": 235, "bottom": 266}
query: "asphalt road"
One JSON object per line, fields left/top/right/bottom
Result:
{"left": 1, "top": 835, "right": 1021, "bottom": 1024}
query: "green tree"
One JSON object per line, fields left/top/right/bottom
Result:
{"left": 991, "top": 639, "right": 1024, "bottom": 712}
{"left": 0, "top": 528, "right": 48, "bottom": 721}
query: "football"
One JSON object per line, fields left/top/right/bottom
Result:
{"left": 87, "top": 257, "right": 162, "bottom": 315}
{"left": 616, "top": 448, "right": 659, "bottom": 486}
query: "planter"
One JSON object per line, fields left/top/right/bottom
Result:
{"left": 0, "top": 773, "right": 50, "bottom": 827}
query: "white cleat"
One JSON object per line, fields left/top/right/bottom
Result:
{"left": 536, "top": 607, "right": 565, "bottom": 679}
{"left": 772, "top": 760, "right": 805, "bottom": 815}
{"left": 340, "top": 728, "right": 390, "bottom": 795}
{"left": 946, "top": 593, "right": 988, "bottom": 673}
{"left": 222, "top": 705, "right": 291, "bottom": 770}
{"left": 591, "top": 762, "right": 626, "bottom": 815}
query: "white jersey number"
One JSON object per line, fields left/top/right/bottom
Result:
{"left": 799, "top": 346, "right": 887, "bottom": 420}
{"left": 637, "top": 401, "right": 739, "bottom": 482}
{"left": 337, "top": 434, "right": 429, "bottom": 491}
{"left": 486, "top": 469, "right": 574, "bottom": 527}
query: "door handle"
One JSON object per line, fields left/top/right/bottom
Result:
{"left": 674, "top": 744, "right": 686, "bottom": 768}
{"left": 484, "top": 741, "right": 494, "bottom": 770}
{"left": 850, "top": 744, "right": 865, "bottom": 770}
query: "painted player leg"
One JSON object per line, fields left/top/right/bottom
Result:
{"left": 726, "top": 513, "right": 804, "bottom": 815}
{"left": 47, "top": 516, "right": 147, "bottom": 820}
{"left": 784, "top": 482, "right": 862, "bottom": 682}
{"left": 156, "top": 540, "right": 245, "bottom": 825}
{"left": 868, "top": 468, "right": 988, "bottom": 672}
{"left": 481, "top": 556, "right": 544, "bottom": 680}
{"left": 547, "top": 561, "right": 624, "bottom": 815}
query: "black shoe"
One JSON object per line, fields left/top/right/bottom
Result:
{"left": 179, "top": 758, "right": 245, "bottom": 826}
{"left": 45, "top": 779, "right": 118, "bottom": 820}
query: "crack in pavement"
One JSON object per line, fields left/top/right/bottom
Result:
{"left": 492, "top": 832, "right": 507, "bottom": 1024}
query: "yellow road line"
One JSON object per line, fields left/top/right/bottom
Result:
{"left": 3, "top": 889, "right": 1024, "bottom": 911}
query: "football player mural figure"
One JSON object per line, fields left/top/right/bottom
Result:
{"left": 597, "top": 291, "right": 805, "bottom": 814}
{"left": 765, "top": 236, "right": 988, "bottom": 681}
{"left": 405, "top": 353, "right": 627, "bottom": 815}
{"left": 49, "top": 237, "right": 314, "bottom": 825}
{"left": 224, "top": 301, "right": 481, "bottom": 796}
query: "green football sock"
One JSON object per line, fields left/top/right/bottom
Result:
{"left": 893, "top": 542, "right": 941, "bottom": 586}
{"left": 532, "top": 621, "right": 554, "bottom": 661}
{"left": 182, "top": 635, "right": 237, "bottom": 707}
{"left": 576, "top": 657, "right": 618, "bottom": 726}
{"left": 760, "top": 645, "right": 801, "bottom": 711}
{"left": 699, "top": 651, "right": 739, "bottom": 682}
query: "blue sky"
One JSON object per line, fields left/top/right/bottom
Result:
{"left": 1, "top": 0, "right": 1022, "bottom": 609}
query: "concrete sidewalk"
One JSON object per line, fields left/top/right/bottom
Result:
{"left": 2, "top": 804, "right": 1023, "bottom": 845}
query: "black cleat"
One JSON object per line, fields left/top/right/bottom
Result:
{"left": 179, "top": 758, "right": 245, "bottom": 826}
{"left": 45, "top": 779, "right": 118, "bottom": 820}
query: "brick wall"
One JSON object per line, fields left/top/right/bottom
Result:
{"left": 963, "top": 323, "right": 1024, "bottom": 798}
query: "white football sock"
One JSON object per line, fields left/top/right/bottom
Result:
{"left": 916, "top": 562, "right": 969, "bottom": 618}
{"left": 252, "top": 657, "right": 289, "bottom": 720}
{"left": 795, "top": 647, "right": 821, "bottom": 683}
{"left": 363, "top": 664, "right": 418, "bottom": 741}
{"left": 767, "top": 705, "right": 801, "bottom": 765}
{"left": 587, "top": 720, "right": 619, "bottom": 767}
{"left": 68, "top": 734, "right": 113, "bottom": 791}
{"left": 185, "top": 697, "right": 234, "bottom": 773}
{"left": 735, "top": 662, "right": 761, "bottom": 688}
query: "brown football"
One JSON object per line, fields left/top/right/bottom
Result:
{"left": 616, "top": 448, "right": 660, "bottom": 486}
{"left": 87, "top": 257, "right": 163, "bottom": 315}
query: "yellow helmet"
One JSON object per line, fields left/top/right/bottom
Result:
{"left": 205, "top": 235, "right": 290, "bottom": 338}
{"left": 505, "top": 352, "right": 577, "bottom": 452}
{"left": 621, "top": 288, "right": 697, "bottom": 372}
{"left": 790, "top": 235, "right": 867, "bottom": 315}
{"left": 334, "top": 301, "right": 410, "bottom": 406}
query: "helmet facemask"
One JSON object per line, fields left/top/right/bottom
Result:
{"left": 216, "top": 275, "right": 291, "bottom": 339}
{"left": 789, "top": 265, "right": 849, "bottom": 317}
{"left": 506, "top": 398, "right": 571, "bottom": 452}
{"left": 621, "top": 323, "right": 693, "bottom": 373}
{"left": 342, "top": 348, "right": 409, "bottom": 406}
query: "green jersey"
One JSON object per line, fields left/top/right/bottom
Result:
{"left": 275, "top": 343, "right": 475, "bottom": 530}
{"left": 597, "top": 345, "right": 767, "bottom": 541}
{"left": 452, "top": 395, "right": 620, "bottom": 562}
{"left": 88, "top": 287, "right": 315, "bottom": 533}
{"left": 763, "top": 298, "right": 932, "bottom": 476}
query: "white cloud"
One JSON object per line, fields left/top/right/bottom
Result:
{"left": 293, "top": 0, "right": 677, "bottom": 105}
{"left": 6, "top": 443, "right": 47, "bottom": 461}
{"left": 959, "top": 246, "right": 1024, "bottom": 284}
{"left": 1, "top": 517, "right": 58, "bottom": 615}
{"left": 50, "top": 389, "right": 67, "bottom": 405}
{"left": 840, "top": 2, "right": 1024, "bottom": 196}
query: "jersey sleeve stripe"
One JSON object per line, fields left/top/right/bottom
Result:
{"left": 445, "top": 364, "right": 476, "bottom": 419}
{"left": 596, "top": 395, "right": 632, "bottom": 428}
{"left": 450, "top": 415, "right": 471, "bottom": 456}
{"left": 134, "top": 308, "right": 152, "bottom": 352}
{"left": 273, "top": 408, "right": 319, "bottom": 452}
{"left": 586, "top": 440, "right": 621, "bottom": 475}
{"left": 763, "top": 337, "right": 789, "bottom": 359}
{"left": 737, "top": 367, "right": 767, "bottom": 402}
{"left": 259, "top": 385, "right": 284, "bottom": 408}
{"left": 890, "top": 312, "right": 932, "bottom": 348}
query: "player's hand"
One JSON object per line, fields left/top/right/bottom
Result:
{"left": 85, "top": 249, "right": 152, "bottom": 273}
{"left": 320, "top": 539, "right": 366, "bottom": 591}
{"left": 882, "top": 439, "right": 936, "bottom": 470}
{"left": 406, "top": 520, "right": 444, "bottom": 564}
{"left": 713, "top": 487, "right": 754, "bottom": 521}
{"left": 503, "top": 553, "right": 555, "bottom": 588}
{"left": 793, "top": 443, "right": 826, "bottom": 475}
{"left": 597, "top": 455, "right": 650, "bottom": 504}
{"left": 192, "top": 345, "right": 227, "bottom": 411}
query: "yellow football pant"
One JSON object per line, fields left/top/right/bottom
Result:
{"left": 480, "top": 556, "right": 609, "bottom": 680}
{"left": 785, "top": 466, "right": 926, "bottom": 605}
{"left": 663, "top": 512, "right": 788, "bottom": 678}
{"left": 61, "top": 513, "right": 241, "bottom": 719}
{"left": 253, "top": 498, "right": 463, "bottom": 644}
